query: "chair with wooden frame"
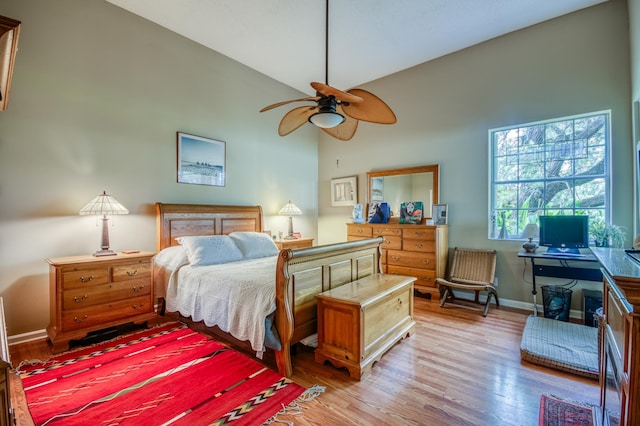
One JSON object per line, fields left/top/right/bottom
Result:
{"left": 436, "top": 247, "right": 499, "bottom": 317}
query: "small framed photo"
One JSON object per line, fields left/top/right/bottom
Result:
{"left": 177, "top": 132, "right": 226, "bottom": 186}
{"left": 432, "top": 204, "right": 448, "bottom": 225}
{"left": 331, "top": 176, "right": 357, "bottom": 207}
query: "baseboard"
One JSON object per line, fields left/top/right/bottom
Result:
{"left": 8, "top": 329, "right": 47, "bottom": 346}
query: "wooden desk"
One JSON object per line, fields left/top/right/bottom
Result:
{"left": 275, "top": 238, "right": 313, "bottom": 250}
{"left": 315, "top": 274, "right": 416, "bottom": 379}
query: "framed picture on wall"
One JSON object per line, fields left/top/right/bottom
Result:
{"left": 177, "top": 132, "right": 226, "bottom": 187}
{"left": 432, "top": 204, "right": 448, "bottom": 225}
{"left": 331, "top": 176, "right": 357, "bottom": 206}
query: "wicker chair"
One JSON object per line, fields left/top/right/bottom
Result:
{"left": 435, "top": 247, "right": 499, "bottom": 317}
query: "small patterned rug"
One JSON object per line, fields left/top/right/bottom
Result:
{"left": 538, "top": 394, "right": 619, "bottom": 426}
{"left": 19, "top": 322, "right": 323, "bottom": 425}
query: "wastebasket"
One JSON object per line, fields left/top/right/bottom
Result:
{"left": 541, "top": 285, "right": 572, "bottom": 321}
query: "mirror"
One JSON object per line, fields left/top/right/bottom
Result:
{"left": 367, "top": 164, "right": 439, "bottom": 220}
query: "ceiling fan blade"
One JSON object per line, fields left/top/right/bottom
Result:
{"left": 278, "top": 106, "right": 317, "bottom": 136}
{"left": 260, "top": 96, "right": 319, "bottom": 112}
{"left": 341, "top": 88, "right": 397, "bottom": 124}
{"left": 321, "top": 106, "right": 359, "bottom": 141}
{"left": 310, "top": 82, "right": 363, "bottom": 103}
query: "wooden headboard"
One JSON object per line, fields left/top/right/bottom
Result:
{"left": 155, "top": 203, "right": 264, "bottom": 252}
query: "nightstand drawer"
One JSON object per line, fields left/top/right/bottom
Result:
{"left": 63, "top": 278, "right": 151, "bottom": 309}
{"left": 62, "top": 295, "right": 153, "bottom": 331}
{"left": 112, "top": 262, "right": 151, "bottom": 281}
{"left": 62, "top": 268, "right": 110, "bottom": 289}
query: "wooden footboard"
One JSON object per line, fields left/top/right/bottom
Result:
{"left": 274, "top": 237, "right": 383, "bottom": 377}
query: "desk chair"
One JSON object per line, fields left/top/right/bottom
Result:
{"left": 436, "top": 247, "right": 499, "bottom": 317}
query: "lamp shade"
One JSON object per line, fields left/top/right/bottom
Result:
{"left": 521, "top": 223, "right": 539, "bottom": 240}
{"left": 278, "top": 201, "right": 302, "bottom": 216}
{"left": 79, "top": 191, "right": 129, "bottom": 216}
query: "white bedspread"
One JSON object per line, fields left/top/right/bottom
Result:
{"left": 153, "top": 247, "right": 277, "bottom": 353}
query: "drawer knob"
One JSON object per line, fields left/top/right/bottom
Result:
{"left": 391, "top": 256, "right": 400, "bottom": 261}
{"left": 423, "top": 260, "right": 430, "bottom": 264}
{"left": 127, "top": 270, "right": 138, "bottom": 277}
{"left": 74, "top": 315, "right": 88, "bottom": 323}
{"left": 79, "top": 275, "right": 94, "bottom": 283}
{"left": 415, "top": 232, "right": 424, "bottom": 237}
{"left": 357, "top": 229, "right": 363, "bottom": 233}
{"left": 415, "top": 243, "right": 423, "bottom": 248}
{"left": 132, "top": 285, "right": 145, "bottom": 292}
{"left": 73, "top": 295, "right": 88, "bottom": 303}
{"left": 132, "top": 304, "right": 144, "bottom": 310}
{"left": 393, "top": 230, "right": 400, "bottom": 234}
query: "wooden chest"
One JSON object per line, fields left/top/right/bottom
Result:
{"left": 347, "top": 223, "right": 448, "bottom": 297}
{"left": 315, "top": 274, "right": 416, "bottom": 379}
{"left": 46, "top": 252, "right": 156, "bottom": 353}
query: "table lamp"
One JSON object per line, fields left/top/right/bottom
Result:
{"left": 521, "top": 223, "right": 539, "bottom": 253}
{"left": 79, "top": 191, "right": 129, "bottom": 256}
{"left": 278, "top": 200, "right": 302, "bottom": 240}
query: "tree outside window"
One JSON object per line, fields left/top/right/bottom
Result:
{"left": 489, "top": 111, "right": 610, "bottom": 240}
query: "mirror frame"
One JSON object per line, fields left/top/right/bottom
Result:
{"left": 0, "top": 15, "right": 21, "bottom": 111}
{"left": 367, "top": 164, "right": 439, "bottom": 220}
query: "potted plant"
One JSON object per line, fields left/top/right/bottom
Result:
{"left": 590, "top": 222, "right": 626, "bottom": 248}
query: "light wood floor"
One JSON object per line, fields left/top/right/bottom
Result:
{"left": 8, "top": 297, "right": 599, "bottom": 426}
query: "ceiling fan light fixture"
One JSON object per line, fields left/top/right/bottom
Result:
{"left": 309, "top": 110, "right": 345, "bottom": 128}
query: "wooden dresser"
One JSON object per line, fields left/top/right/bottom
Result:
{"left": 46, "top": 252, "right": 157, "bottom": 353}
{"left": 591, "top": 248, "right": 640, "bottom": 426}
{"left": 347, "top": 222, "right": 448, "bottom": 297}
{"left": 315, "top": 274, "right": 416, "bottom": 379}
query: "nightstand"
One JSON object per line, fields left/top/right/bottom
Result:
{"left": 46, "top": 251, "right": 156, "bottom": 353}
{"left": 275, "top": 238, "right": 314, "bottom": 250}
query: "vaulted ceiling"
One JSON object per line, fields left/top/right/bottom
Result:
{"left": 106, "top": 0, "right": 607, "bottom": 95}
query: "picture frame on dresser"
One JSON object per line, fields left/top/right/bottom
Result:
{"left": 432, "top": 204, "right": 448, "bottom": 225}
{"left": 177, "top": 132, "right": 226, "bottom": 187}
{"left": 331, "top": 176, "right": 357, "bottom": 206}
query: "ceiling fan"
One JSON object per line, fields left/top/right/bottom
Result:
{"left": 260, "top": 0, "right": 397, "bottom": 141}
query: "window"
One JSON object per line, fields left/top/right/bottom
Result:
{"left": 489, "top": 111, "right": 610, "bottom": 240}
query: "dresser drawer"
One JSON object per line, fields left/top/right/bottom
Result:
{"left": 402, "top": 228, "right": 435, "bottom": 240}
{"left": 387, "top": 265, "right": 436, "bottom": 288}
{"left": 112, "top": 261, "right": 151, "bottom": 282}
{"left": 380, "top": 236, "right": 402, "bottom": 250}
{"left": 402, "top": 238, "right": 435, "bottom": 253}
{"left": 387, "top": 250, "right": 435, "bottom": 270}
{"left": 62, "top": 295, "right": 153, "bottom": 331}
{"left": 62, "top": 268, "right": 110, "bottom": 289}
{"left": 372, "top": 227, "right": 402, "bottom": 237}
{"left": 63, "top": 278, "right": 151, "bottom": 310}
{"left": 347, "top": 226, "right": 373, "bottom": 238}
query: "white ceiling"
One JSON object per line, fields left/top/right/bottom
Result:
{"left": 105, "top": 0, "right": 607, "bottom": 96}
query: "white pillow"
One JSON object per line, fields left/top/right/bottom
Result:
{"left": 176, "top": 235, "right": 243, "bottom": 266}
{"left": 229, "top": 232, "right": 279, "bottom": 259}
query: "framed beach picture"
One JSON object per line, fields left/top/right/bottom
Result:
{"left": 177, "top": 132, "right": 226, "bottom": 187}
{"left": 331, "top": 176, "right": 357, "bottom": 207}
{"left": 432, "top": 204, "right": 448, "bottom": 225}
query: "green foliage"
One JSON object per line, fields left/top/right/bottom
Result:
{"left": 590, "top": 221, "right": 626, "bottom": 248}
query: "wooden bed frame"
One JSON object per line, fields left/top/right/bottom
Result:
{"left": 155, "top": 202, "right": 383, "bottom": 377}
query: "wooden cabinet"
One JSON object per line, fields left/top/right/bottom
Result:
{"left": 275, "top": 238, "right": 314, "bottom": 250}
{"left": 347, "top": 223, "right": 448, "bottom": 297}
{"left": 315, "top": 274, "right": 416, "bottom": 379}
{"left": 590, "top": 248, "right": 640, "bottom": 426}
{"left": 46, "top": 252, "right": 157, "bottom": 353}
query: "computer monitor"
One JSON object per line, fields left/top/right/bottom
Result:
{"left": 539, "top": 215, "right": 589, "bottom": 254}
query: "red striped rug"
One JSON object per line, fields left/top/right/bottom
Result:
{"left": 20, "top": 323, "right": 321, "bottom": 425}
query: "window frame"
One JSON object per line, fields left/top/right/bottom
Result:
{"left": 488, "top": 110, "right": 611, "bottom": 241}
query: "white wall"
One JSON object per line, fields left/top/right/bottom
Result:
{"left": 0, "top": 0, "right": 318, "bottom": 335}
{"left": 318, "top": 0, "right": 632, "bottom": 311}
